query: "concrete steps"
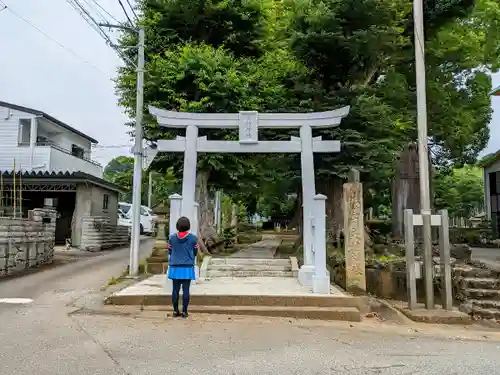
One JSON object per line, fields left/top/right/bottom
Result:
{"left": 106, "top": 293, "right": 363, "bottom": 322}
{"left": 206, "top": 257, "right": 294, "bottom": 277}
{"left": 207, "top": 270, "right": 294, "bottom": 277}
{"left": 210, "top": 258, "right": 290, "bottom": 266}
{"left": 187, "top": 305, "right": 361, "bottom": 321}
{"left": 210, "top": 264, "right": 291, "bottom": 271}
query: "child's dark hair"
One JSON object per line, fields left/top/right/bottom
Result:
{"left": 176, "top": 216, "right": 191, "bottom": 232}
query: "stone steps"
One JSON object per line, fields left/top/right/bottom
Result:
{"left": 206, "top": 270, "right": 294, "bottom": 278}
{"left": 459, "top": 277, "right": 500, "bottom": 289}
{"left": 454, "top": 266, "right": 500, "bottom": 278}
{"left": 210, "top": 258, "right": 290, "bottom": 266}
{"left": 107, "top": 293, "right": 361, "bottom": 308}
{"left": 206, "top": 257, "right": 294, "bottom": 277}
{"left": 470, "top": 306, "right": 500, "bottom": 320}
{"left": 462, "top": 288, "right": 500, "bottom": 300}
{"left": 209, "top": 264, "right": 292, "bottom": 272}
{"left": 187, "top": 305, "right": 361, "bottom": 322}
{"left": 467, "top": 299, "right": 500, "bottom": 309}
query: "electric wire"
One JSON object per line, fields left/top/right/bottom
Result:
{"left": 89, "top": 0, "right": 120, "bottom": 24}
{"left": 1, "top": 1, "right": 110, "bottom": 78}
{"left": 117, "top": 0, "right": 133, "bottom": 26}
{"left": 125, "top": 0, "right": 139, "bottom": 22}
{"left": 66, "top": 0, "right": 137, "bottom": 68}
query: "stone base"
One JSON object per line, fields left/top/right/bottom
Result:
{"left": 312, "top": 274, "right": 330, "bottom": 294}
{"left": 298, "top": 264, "right": 315, "bottom": 286}
{"left": 193, "top": 265, "right": 200, "bottom": 284}
{"left": 391, "top": 301, "right": 471, "bottom": 325}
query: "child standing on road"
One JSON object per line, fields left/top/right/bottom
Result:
{"left": 167, "top": 216, "right": 199, "bottom": 318}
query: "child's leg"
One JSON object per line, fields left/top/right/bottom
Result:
{"left": 181, "top": 279, "right": 192, "bottom": 314}
{"left": 171, "top": 279, "right": 181, "bottom": 313}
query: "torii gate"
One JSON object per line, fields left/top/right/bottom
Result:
{"left": 147, "top": 106, "right": 350, "bottom": 288}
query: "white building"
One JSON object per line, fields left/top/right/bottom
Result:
{"left": 0, "top": 101, "right": 102, "bottom": 177}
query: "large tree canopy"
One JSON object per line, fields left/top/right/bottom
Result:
{"left": 115, "top": 0, "right": 500, "bottom": 237}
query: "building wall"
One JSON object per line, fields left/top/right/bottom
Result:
{"left": 72, "top": 183, "right": 119, "bottom": 247}
{"left": 0, "top": 106, "right": 50, "bottom": 170}
{"left": 484, "top": 160, "right": 500, "bottom": 221}
{"left": 0, "top": 208, "right": 57, "bottom": 277}
{"left": 0, "top": 104, "right": 102, "bottom": 177}
{"left": 90, "top": 185, "right": 118, "bottom": 225}
{"left": 80, "top": 216, "right": 130, "bottom": 251}
{"left": 49, "top": 147, "right": 102, "bottom": 177}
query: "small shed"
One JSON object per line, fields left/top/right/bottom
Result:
{"left": 480, "top": 153, "right": 500, "bottom": 235}
{"left": 0, "top": 171, "right": 124, "bottom": 246}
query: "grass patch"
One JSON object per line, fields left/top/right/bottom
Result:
{"left": 106, "top": 257, "right": 148, "bottom": 287}
{"left": 237, "top": 232, "right": 262, "bottom": 244}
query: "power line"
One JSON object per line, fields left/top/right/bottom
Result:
{"left": 3, "top": 3, "right": 110, "bottom": 79}
{"left": 89, "top": 0, "right": 120, "bottom": 24}
{"left": 117, "top": 0, "right": 133, "bottom": 26}
{"left": 125, "top": 0, "right": 139, "bottom": 21}
{"left": 82, "top": 0, "right": 108, "bottom": 24}
{"left": 66, "top": 0, "right": 136, "bottom": 67}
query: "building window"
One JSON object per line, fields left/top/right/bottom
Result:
{"left": 103, "top": 194, "right": 109, "bottom": 210}
{"left": 18, "top": 119, "right": 31, "bottom": 145}
{"left": 72, "top": 144, "right": 85, "bottom": 159}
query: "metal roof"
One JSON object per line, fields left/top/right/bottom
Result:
{"left": 0, "top": 170, "right": 124, "bottom": 193}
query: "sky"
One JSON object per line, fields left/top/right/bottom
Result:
{"left": 0, "top": 0, "right": 499, "bottom": 168}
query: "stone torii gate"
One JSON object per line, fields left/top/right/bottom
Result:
{"left": 147, "top": 106, "right": 350, "bottom": 289}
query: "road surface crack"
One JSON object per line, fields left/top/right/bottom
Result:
{"left": 70, "top": 315, "right": 132, "bottom": 375}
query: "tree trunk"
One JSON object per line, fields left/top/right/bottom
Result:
{"left": 289, "top": 190, "right": 302, "bottom": 233}
{"left": 391, "top": 143, "right": 421, "bottom": 239}
{"left": 195, "top": 170, "right": 211, "bottom": 237}
{"left": 316, "top": 176, "right": 345, "bottom": 244}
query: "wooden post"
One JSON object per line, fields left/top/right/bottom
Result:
{"left": 343, "top": 174, "right": 366, "bottom": 294}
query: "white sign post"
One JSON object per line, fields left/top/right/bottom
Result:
{"left": 149, "top": 106, "right": 350, "bottom": 288}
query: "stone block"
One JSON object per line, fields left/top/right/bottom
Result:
{"left": 343, "top": 182, "right": 366, "bottom": 295}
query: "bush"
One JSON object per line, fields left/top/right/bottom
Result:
{"left": 221, "top": 227, "right": 236, "bottom": 247}
{"left": 366, "top": 219, "right": 392, "bottom": 243}
{"left": 449, "top": 227, "right": 494, "bottom": 245}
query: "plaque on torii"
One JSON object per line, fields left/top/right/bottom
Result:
{"left": 146, "top": 105, "right": 350, "bottom": 291}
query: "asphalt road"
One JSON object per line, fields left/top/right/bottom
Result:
{"left": 0, "top": 240, "right": 499, "bottom": 374}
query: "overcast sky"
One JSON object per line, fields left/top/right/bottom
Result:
{"left": 0, "top": 0, "right": 499, "bottom": 168}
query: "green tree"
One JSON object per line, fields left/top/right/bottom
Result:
{"left": 103, "top": 156, "right": 178, "bottom": 206}
{"left": 104, "top": 156, "right": 134, "bottom": 201}
{"left": 283, "top": 0, "right": 499, "bottom": 234}
{"left": 116, "top": 0, "right": 307, "bottom": 236}
{"left": 434, "top": 166, "right": 484, "bottom": 218}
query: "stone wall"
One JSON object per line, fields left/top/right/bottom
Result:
{"left": 80, "top": 216, "right": 130, "bottom": 251}
{"left": 0, "top": 208, "right": 57, "bottom": 277}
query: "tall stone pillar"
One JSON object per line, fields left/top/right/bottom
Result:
{"left": 312, "top": 194, "right": 330, "bottom": 294}
{"left": 169, "top": 194, "right": 182, "bottom": 236}
{"left": 343, "top": 171, "right": 366, "bottom": 294}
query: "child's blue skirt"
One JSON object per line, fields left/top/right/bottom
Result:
{"left": 168, "top": 266, "right": 196, "bottom": 280}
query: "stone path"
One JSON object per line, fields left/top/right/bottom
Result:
{"left": 229, "top": 235, "right": 280, "bottom": 259}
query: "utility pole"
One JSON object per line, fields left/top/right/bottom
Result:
{"left": 148, "top": 171, "right": 153, "bottom": 208}
{"left": 99, "top": 23, "right": 145, "bottom": 277}
{"left": 413, "top": 0, "right": 433, "bottom": 308}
